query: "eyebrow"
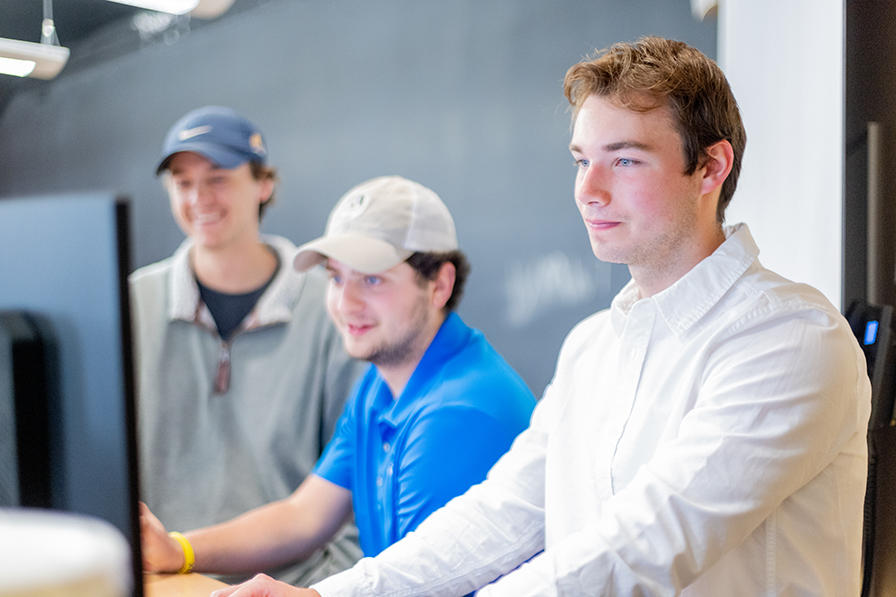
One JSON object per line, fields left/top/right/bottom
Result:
{"left": 569, "top": 140, "right": 653, "bottom": 153}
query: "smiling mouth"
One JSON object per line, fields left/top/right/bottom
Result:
{"left": 345, "top": 323, "right": 373, "bottom": 337}
{"left": 193, "top": 212, "right": 223, "bottom": 225}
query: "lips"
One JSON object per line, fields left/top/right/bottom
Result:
{"left": 583, "top": 218, "right": 621, "bottom": 231}
{"left": 345, "top": 322, "right": 374, "bottom": 337}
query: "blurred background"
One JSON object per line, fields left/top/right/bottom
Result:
{"left": 0, "top": 0, "right": 716, "bottom": 397}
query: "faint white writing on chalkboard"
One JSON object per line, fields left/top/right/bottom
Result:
{"left": 505, "top": 252, "right": 610, "bottom": 327}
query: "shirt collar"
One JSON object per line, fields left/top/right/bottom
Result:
{"left": 610, "top": 223, "right": 760, "bottom": 337}
{"left": 168, "top": 238, "right": 205, "bottom": 323}
{"left": 166, "top": 234, "right": 305, "bottom": 329}
{"left": 375, "top": 312, "right": 470, "bottom": 428}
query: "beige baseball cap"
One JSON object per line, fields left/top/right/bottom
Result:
{"left": 293, "top": 176, "right": 458, "bottom": 274}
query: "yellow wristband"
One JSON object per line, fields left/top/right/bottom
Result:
{"left": 168, "top": 531, "right": 195, "bottom": 574}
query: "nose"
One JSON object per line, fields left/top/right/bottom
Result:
{"left": 575, "top": 164, "right": 610, "bottom": 207}
{"left": 193, "top": 181, "right": 214, "bottom": 205}
{"left": 335, "top": 279, "right": 365, "bottom": 315}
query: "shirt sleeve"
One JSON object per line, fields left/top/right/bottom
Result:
{"left": 314, "top": 384, "right": 363, "bottom": 491}
{"left": 315, "top": 309, "right": 869, "bottom": 596}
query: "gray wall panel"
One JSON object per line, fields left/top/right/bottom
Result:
{"left": 0, "top": 0, "right": 715, "bottom": 395}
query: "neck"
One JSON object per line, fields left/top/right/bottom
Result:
{"left": 191, "top": 239, "right": 278, "bottom": 293}
{"left": 377, "top": 311, "right": 448, "bottom": 398}
{"left": 632, "top": 225, "right": 726, "bottom": 299}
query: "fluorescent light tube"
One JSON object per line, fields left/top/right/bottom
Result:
{"left": 0, "top": 57, "right": 37, "bottom": 78}
{"left": 0, "top": 37, "right": 69, "bottom": 80}
{"left": 106, "top": 0, "right": 199, "bottom": 15}
{"left": 190, "top": 0, "right": 235, "bottom": 19}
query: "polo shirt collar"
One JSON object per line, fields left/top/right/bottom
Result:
{"left": 375, "top": 312, "right": 469, "bottom": 428}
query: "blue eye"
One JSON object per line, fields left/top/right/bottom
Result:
{"left": 574, "top": 158, "right": 589, "bottom": 168}
{"left": 364, "top": 276, "right": 382, "bottom": 286}
{"left": 617, "top": 158, "right": 635, "bottom": 167}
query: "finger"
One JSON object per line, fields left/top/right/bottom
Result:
{"left": 139, "top": 502, "right": 163, "bottom": 528}
{"left": 210, "top": 574, "right": 278, "bottom": 597}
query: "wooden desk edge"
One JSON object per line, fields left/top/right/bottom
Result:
{"left": 145, "top": 572, "right": 229, "bottom": 597}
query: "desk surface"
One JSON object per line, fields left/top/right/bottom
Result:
{"left": 145, "top": 573, "right": 228, "bottom": 597}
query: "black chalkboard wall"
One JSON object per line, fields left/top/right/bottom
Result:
{"left": 0, "top": 0, "right": 715, "bottom": 396}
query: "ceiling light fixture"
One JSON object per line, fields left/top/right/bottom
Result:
{"left": 691, "top": 0, "right": 718, "bottom": 20}
{"left": 106, "top": 0, "right": 235, "bottom": 19}
{"left": 0, "top": 38, "right": 69, "bottom": 79}
{"left": 0, "top": 0, "right": 69, "bottom": 80}
{"left": 106, "top": 0, "right": 199, "bottom": 16}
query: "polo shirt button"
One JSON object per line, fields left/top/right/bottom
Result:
{"left": 377, "top": 477, "right": 384, "bottom": 487}
{"left": 383, "top": 442, "right": 391, "bottom": 452}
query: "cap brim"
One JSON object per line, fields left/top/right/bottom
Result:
{"left": 156, "top": 142, "right": 253, "bottom": 174}
{"left": 293, "top": 232, "right": 414, "bottom": 274}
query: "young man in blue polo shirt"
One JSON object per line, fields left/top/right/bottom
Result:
{"left": 140, "top": 175, "right": 536, "bottom": 578}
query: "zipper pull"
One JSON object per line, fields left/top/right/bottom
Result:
{"left": 214, "top": 342, "right": 231, "bottom": 394}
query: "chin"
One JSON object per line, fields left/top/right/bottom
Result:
{"left": 591, "top": 246, "right": 627, "bottom": 265}
{"left": 342, "top": 341, "right": 374, "bottom": 362}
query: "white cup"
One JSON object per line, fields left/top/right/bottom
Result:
{"left": 0, "top": 508, "right": 132, "bottom": 597}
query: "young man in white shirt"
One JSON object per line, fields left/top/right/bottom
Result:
{"left": 214, "top": 36, "right": 871, "bottom": 597}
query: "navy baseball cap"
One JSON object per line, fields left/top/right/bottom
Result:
{"left": 156, "top": 106, "right": 268, "bottom": 174}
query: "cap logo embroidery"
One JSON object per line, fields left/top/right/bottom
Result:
{"left": 343, "top": 193, "right": 369, "bottom": 219}
{"left": 249, "top": 133, "right": 265, "bottom": 155}
{"left": 177, "top": 125, "right": 212, "bottom": 141}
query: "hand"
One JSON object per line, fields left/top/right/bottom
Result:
{"left": 139, "top": 501, "right": 187, "bottom": 573}
{"left": 211, "top": 574, "right": 321, "bottom": 597}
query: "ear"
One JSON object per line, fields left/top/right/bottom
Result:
{"left": 258, "top": 177, "right": 275, "bottom": 205}
{"left": 430, "top": 262, "right": 456, "bottom": 311}
{"left": 700, "top": 139, "right": 734, "bottom": 197}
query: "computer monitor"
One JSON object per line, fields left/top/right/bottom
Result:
{"left": 0, "top": 311, "right": 55, "bottom": 509}
{"left": 0, "top": 194, "right": 143, "bottom": 596}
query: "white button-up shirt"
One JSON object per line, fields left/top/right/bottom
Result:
{"left": 313, "top": 224, "right": 871, "bottom": 597}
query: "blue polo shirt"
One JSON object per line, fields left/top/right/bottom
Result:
{"left": 313, "top": 312, "right": 536, "bottom": 557}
